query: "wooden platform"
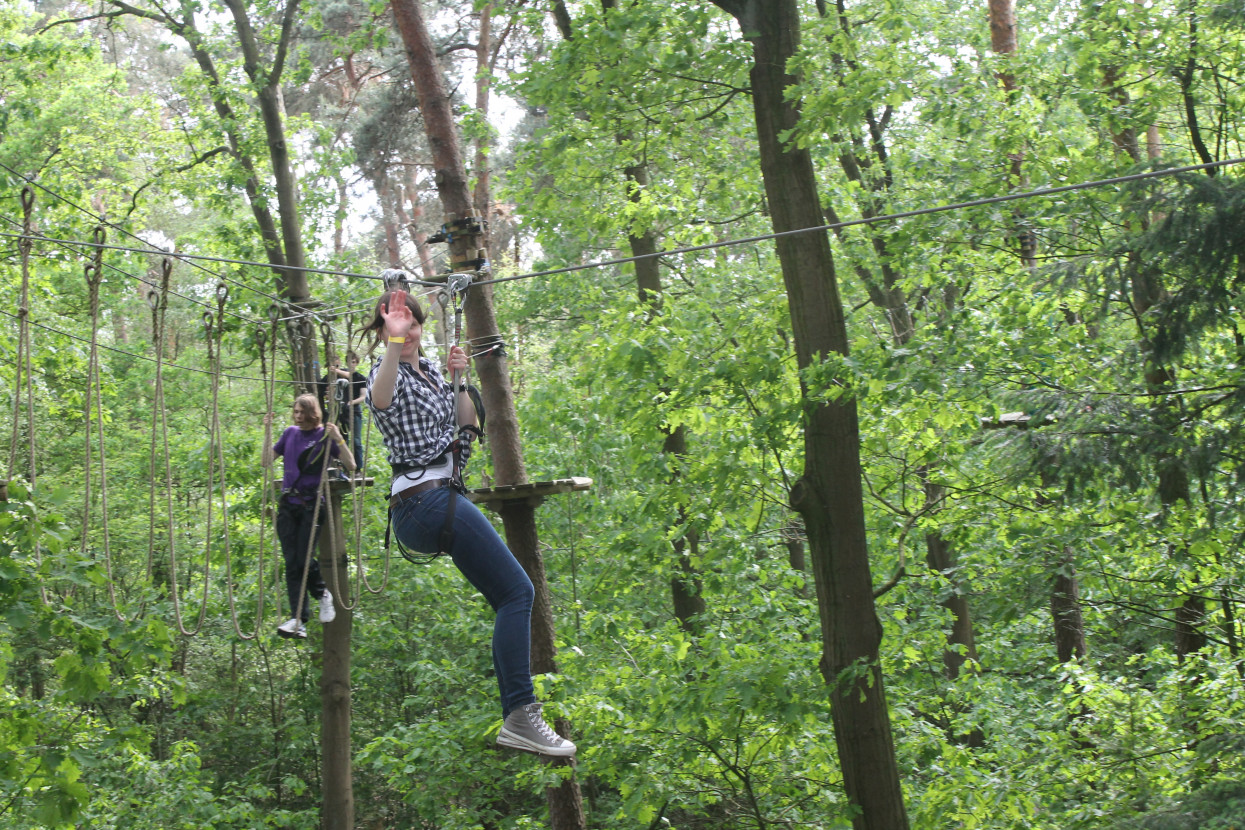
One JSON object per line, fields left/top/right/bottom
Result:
{"left": 980, "top": 411, "right": 1053, "bottom": 430}
{"left": 468, "top": 477, "right": 593, "bottom": 511}
{"left": 314, "top": 474, "right": 593, "bottom": 511}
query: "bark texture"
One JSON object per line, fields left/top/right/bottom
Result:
{"left": 390, "top": 1, "right": 585, "bottom": 825}
{"left": 710, "top": 2, "right": 910, "bottom": 827}
{"left": 319, "top": 489, "right": 354, "bottom": 830}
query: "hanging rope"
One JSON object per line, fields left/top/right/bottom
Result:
{"left": 352, "top": 403, "right": 390, "bottom": 600}
{"left": 166, "top": 306, "right": 223, "bottom": 635}
{"left": 285, "top": 311, "right": 335, "bottom": 627}
{"left": 80, "top": 226, "right": 129, "bottom": 621}
{"left": 7, "top": 187, "right": 46, "bottom": 604}
{"left": 146, "top": 260, "right": 178, "bottom": 611}
{"left": 5, "top": 188, "right": 36, "bottom": 488}
{"left": 317, "top": 319, "right": 355, "bottom": 612}
{"left": 204, "top": 284, "right": 264, "bottom": 641}
{"left": 335, "top": 308, "right": 392, "bottom": 597}
{"left": 256, "top": 305, "right": 283, "bottom": 633}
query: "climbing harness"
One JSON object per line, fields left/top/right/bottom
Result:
{"left": 385, "top": 269, "right": 485, "bottom": 565}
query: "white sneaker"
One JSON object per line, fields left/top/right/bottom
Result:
{"left": 497, "top": 702, "right": 577, "bottom": 758}
{"left": 277, "top": 618, "right": 307, "bottom": 639}
{"left": 319, "top": 590, "right": 337, "bottom": 624}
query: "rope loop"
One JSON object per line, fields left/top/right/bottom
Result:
{"left": 20, "top": 185, "right": 34, "bottom": 214}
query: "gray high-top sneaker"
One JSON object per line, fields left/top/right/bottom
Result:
{"left": 496, "top": 702, "right": 577, "bottom": 757}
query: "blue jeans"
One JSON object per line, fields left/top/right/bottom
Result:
{"left": 391, "top": 485, "right": 536, "bottom": 716}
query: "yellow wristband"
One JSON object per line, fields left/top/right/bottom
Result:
{"left": 388, "top": 336, "right": 406, "bottom": 344}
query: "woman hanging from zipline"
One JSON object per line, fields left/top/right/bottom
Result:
{"left": 263, "top": 394, "right": 354, "bottom": 639}
{"left": 363, "top": 286, "right": 577, "bottom": 759}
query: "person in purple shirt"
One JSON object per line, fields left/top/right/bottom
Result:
{"left": 263, "top": 393, "right": 356, "bottom": 639}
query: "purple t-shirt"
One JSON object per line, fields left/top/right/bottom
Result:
{"left": 273, "top": 426, "right": 339, "bottom": 500}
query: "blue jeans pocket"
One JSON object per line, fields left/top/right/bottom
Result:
{"left": 392, "top": 489, "right": 443, "bottom": 554}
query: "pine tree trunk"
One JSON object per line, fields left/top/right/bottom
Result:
{"left": 390, "top": 2, "right": 585, "bottom": 825}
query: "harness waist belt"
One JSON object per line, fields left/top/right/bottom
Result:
{"left": 389, "top": 477, "right": 452, "bottom": 509}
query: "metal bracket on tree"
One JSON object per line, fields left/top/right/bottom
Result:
{"left": 427, "top": 215, "right": 490, "bottom": 272}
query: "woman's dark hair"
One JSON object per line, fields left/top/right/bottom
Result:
{"left": 361, "top": 290, "right": 425, "bottom": 354}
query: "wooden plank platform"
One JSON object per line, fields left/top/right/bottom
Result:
{"left": 980, "top": 412, "right": 1053, "bottom": 430}
{"left": 468, "top": 477, "right": 593, "bottom": 510}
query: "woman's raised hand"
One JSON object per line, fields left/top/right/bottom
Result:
{"left": 383, "top": 289, "right": 412, "bottom": 338}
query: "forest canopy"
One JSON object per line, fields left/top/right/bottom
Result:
{"left": 1, "top": 0, "right": 1244, "bottom": 827}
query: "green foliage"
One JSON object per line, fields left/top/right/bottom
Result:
{"left": 2, "top": 0, "right": 1245, "bottom": 827}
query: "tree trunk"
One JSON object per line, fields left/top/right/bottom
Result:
{"left": 389, "top": 1, "right": 585, "bottom": 825}
{"left": 557, "top": 0, "right": 707, "bottom": 633}
{"left": 377, "top": 176, "right": 403, "bottom": 266}
{"left": 1051, "top": 547, "right": 1088, "bottom": 663}
{"left": 987, "top": 0, "right": 1037, "bottom": 265}
{"left": 710, "top": 2, "right": 910, "bottom": 827}
{"left": 472, "top": 3, "right": 493, "bottom": 229}
{"left": 221, "top": 0, "right": 311, "bottom": 295}
{"left": 319, "top": 488, "right": 354, "bottom": 830}
{"left": 817, "top": 0, "right": 978, "bottom": 690}
{"left": 923, "top": 482, "right": 979, "bottom": 679}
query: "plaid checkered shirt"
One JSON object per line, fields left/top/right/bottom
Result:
{"left": 365, "top": 355, "right": 473, "bottom": 472}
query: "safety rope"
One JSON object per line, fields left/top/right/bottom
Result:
{"left": 205, "top": 284, "right": 264, "bottom": 640}
{"left": 444, "top": 272, "right": 474, "bottom": 492}
{"left": 5, "top": 189, "right": 36, "bottom": 486}
{"left": 5, "top": 156, "right": 1243, "bottom": 295}
{"left": 318, "top": 320, "right": 356, "bottom": 613}
{"left": 146, "top": 260, "right": 178, "bottom": 612}
{"left": 80, "top": 226, "right": 130, "bottom": 621}
{"left": 257, "top": 306, "right": 282, "bottom": 631}
{"left": 286, "top": 312, "right": 335, "bottom": 627}
{"left": 7, "top": 188, "right": 45, "bottom": 604}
